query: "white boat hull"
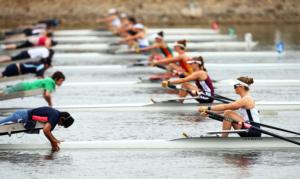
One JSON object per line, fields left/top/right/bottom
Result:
{"left": 53, "top": 35, "right": 236, "bottom": 43}
{"left": 54, "top": 29, "right": 220, "bottom": 36}
{"left": 0, "top": 137, "right": 299, "bottom": 150}
{"left": 53, "top": 41, "right": 258, "bottom": 52}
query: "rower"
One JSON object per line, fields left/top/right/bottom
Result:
{"left": 0, "top": 57, "right": 52, "bottom": 79}
{"left": 0, "top": 47, "right": 54, "bottom": 63}
{"left": 120, "top": 23, "right": 149, "bottom": 50}
{"left": 151, "top": 40, "right": 193, "bottom": 77}
{"left": 117, "top": 15, "right": 138, "bottom": 37}
{"left": 96, "top": 8, "right": 121, "bottom": 33}
{"left": 0, "top": 106, "right": 74, "bottom": 152}
{"left": 161, "top": 56, "right": 214, "bottom": 103}
{"left": 199, "top": 76, "right": 261, "bottom": 138}
{"left": 139, "top": 31, "right": 174, "bottom": 61}
{"left": 1, "top": 71, "right": 65, "bottom": 106}
{"left": 0, "top": 34, "right": 57, "bottom": 51}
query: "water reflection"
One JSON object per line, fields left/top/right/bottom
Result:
{"left": 0, "top": 151, "right": 72, "bottom": 165}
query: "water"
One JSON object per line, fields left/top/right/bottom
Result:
{"left": 1, "top": 24, "right": 300, "bottom": 178}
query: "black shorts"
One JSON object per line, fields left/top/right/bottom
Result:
{"left": 187, "top": 91, "right": 214, "bottom": 103}
{"left": 11, "top": 51, "right": 30, "bottom": 61}
{"left": 23, "top": 28, "right": 33, "bottom": 36}
{"left": 2, "top": 64, "right": 19, "bottom": 77}
{"left": 16, "top": 41, "right": 34, "bottom": 49}
{"left": 238, "top": 124, "right": 261, "bottom": 137}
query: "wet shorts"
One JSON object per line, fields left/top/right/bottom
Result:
{"left": 11, "top": 51, "right": 30, "bottom": 61}
{"left": 238, "top": 123, "right": 261, "bottom": 137}
{"left": 16, "top": 41, "right": 34, "bottom": 49}
{"left": 2, "top": 64, "right": 19, "bottom": 77}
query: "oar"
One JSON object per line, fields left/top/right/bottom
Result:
{"left": 205, "top": 111, "right": 300, "bottom": 146}
{"left": 168, "top": 85, "right": 300, "bottom": 135}
{"left": 168, "top": 85, "right": 232, "bottom": 104}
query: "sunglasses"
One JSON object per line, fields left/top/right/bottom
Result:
{"left": 234, "top": 84, "right": 243, "bottom": 89}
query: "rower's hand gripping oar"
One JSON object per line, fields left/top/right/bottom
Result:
{"left": 165, "top": 84, "right": 233, "bottom": 104}
{"left": 203, "top": 111, "right": 300, "bottom": 146}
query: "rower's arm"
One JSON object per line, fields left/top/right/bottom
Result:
{"left": 121, "top": 33, "right": 142, "bottom": 42}
{"left": 210, "top": 98, "right": 245, "bottom": 111}
{"left": 43, "top": 91, "right": 52, "bottom": 107}
{"left": 154, "top": 56, "right": 181, "bottom": 65}
{"left": 96, "top": 16, "right": 114, "bottom": 23}
{"left": 170, "top": 71, "right": 206, "bottom": 84}
{"left": 43, "top": 123, "right": 58, "bottom": 143}
{"left": 139, "top": 44, "right": 159, "bottom": 52}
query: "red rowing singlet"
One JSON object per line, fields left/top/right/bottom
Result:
{"left": 37, "top": 36, "right": 47, "bottom": 46}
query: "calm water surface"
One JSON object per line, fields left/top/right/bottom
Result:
{"left": 0, "top": 24, "right": 300, "bottom": 178}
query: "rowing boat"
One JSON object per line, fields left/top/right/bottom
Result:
{"left": 0, "top": 121, "right": 44, "bottom": 136}
{"left": 0, "top": 89, "right": 43, "bottom": 101}
{"left": 0, "top": 74, "right": 34, "bottom": 83}
{"left": 59, "top": 79, "right": 300, "bottom": 88}
{"left": 1, "top": 101, "right": 299, "bottom": 114}
{"left": 47, "top": 63, "right": 300, "bottom": 72}
{"left": 0, "top": 137, "right": 299, "bottom": 150}
{"left": 54, "top": 28, "right": 220, "bottom": 36}
{"left": 52, "top": 51, "right": 285, "bottom": 62}
{"left": 53, "top": 34, "right": 236, "bottom": 43}
{"left": 53, "top": 41, "right": 258, "bottom": 52}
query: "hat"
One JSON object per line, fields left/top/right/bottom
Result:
{"left": 133, "top": 23, "right": 144, "bottom": 29}
{"left": 187, "top": 60, "right": 202, "bottom": 65}
{"left": 108, "top": 8, "right": 117, "bottom": 14}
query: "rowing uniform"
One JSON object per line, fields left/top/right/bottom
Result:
{"left": 238, "top": 99, "right": 261, "bottom": 137}
{"left": 16, "top": 36, "right": 49, "bottom": 49}
{"left": 0, "top": 107, "right": 60, "bottom": 131}
{"left": 4, "top": 77, "right": 55, "bottom": 94}
{"left": 11, "top": 47, "right": 50, "bottom": 61}
{"left": 137, "top": 37, "right": 149, "bottom": 48}
{"left": 179, "top": 58, "right": 193, "bottom": 75}
{"left": 2, "top": 61, "right": 46, "bottom": 77}
{"left": 193, "top": 75, "right": 214, "bottom": 103}
{"left": 160, "top": 46, "right": 173, "bottom": 58}
{"left": 111, "top": 17, "right": 121, "bottom": 28}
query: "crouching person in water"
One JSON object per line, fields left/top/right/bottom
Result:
{"left": 2, "top": 71, "right": 65, "bottom": 106}
{"left": 0, "top": 106, "right": 75, "bottom": 151}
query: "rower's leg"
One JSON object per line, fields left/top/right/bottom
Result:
{"left": 222, "top": 110, "right": 244, "bottom": 137}
{"left": 3, "top": 44, "right": 17, "bottom": 50}
{"left": 179, "top": 83, "right": 198, "bottom": 103}
{"left": 0, "top": 110, "right": 28, "bottom": 124}
{"left": 0, "top": 56, "right": 12, "bottom": 63}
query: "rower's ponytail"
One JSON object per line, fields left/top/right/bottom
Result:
{"left": 158, "top": 31, "right": 164, "bottom": 38}
{"left": 237, "top": 76, "right": 254, "bottom": 91}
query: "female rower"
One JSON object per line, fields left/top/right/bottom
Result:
{"left": 96, "top": 8, "right": 121, "bottom": 32}
{"left": 161, "top": 56, "right": 214, "bottom": 103}
{"left": 0, "top": 35, "right": 57, "bottom": 51}
{"left": 199, "top": 76, "right": 261, "bottom": 138}
{"left": 139, "top": 31, "right": 173, "bottom": 61}
{"left": 0, "top": 47, "right": 54, "bottom": 63}
{"left": 2, "top": 71, "right": 65, "bottom": 107}
{"left": 151, "top": 40, "right": 193, "bottom": 77}
{"left": 0, "top": 57, "right": 52, "bottom": 78}
{"left": 120, "top": 23, "right": 149, "bottom": 50}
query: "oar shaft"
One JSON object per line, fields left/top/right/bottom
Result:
{"left": 252, "top": 122, "right": 300, "bottom": 135}
{"left": 206, "top": 111, "right": 300, "bottom": 146}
